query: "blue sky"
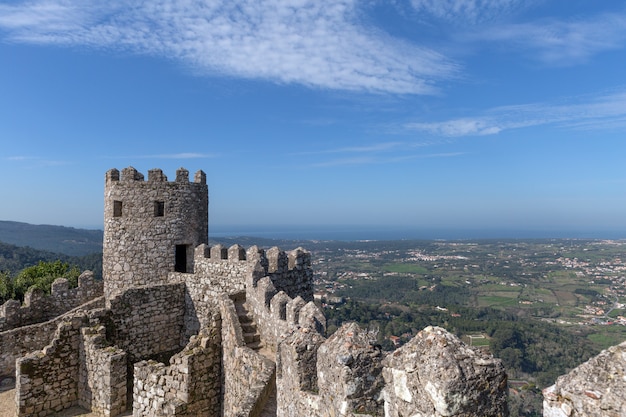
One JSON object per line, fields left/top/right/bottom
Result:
{"left": 1, "top": 1, "right": 626, "bottom": 236}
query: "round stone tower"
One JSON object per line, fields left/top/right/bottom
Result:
{"left": 103, "top": 166, "right": 208, "bottom": 301}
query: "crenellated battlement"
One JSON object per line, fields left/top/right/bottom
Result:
{"left": 185, "top": 243, "right": 319, "bottom": 351}
{"left": 244, "top": 272, "right": 325, "bottom": 351}
{"left": 105, "top": 167, "right": 206, "bottom": 185}
{"left": 276, "top": 324, "right": 509, "bottom": 417}
{"left": 191, "top": 243, "right": 313, "bottom": 298}
{"left": 0, "top": 271, "right": 103, "bottom": 332}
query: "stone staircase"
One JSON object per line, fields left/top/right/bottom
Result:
{"left": 232, "top": 295, "right": 277, "bottom": 416}
{"left": 234, "top": 297, "right": 264, "bottom": 352}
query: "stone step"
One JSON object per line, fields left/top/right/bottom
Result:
{"left": 247, "top": 340, "right": 264, "bottom": 351}
{"left": 241, "top": 322, "right": 257, "bottom": 333}
{"left": 237, "top": 313, "right": 253, "bottom": 324}
{"left": 243, "top": 332, "right": 261, "bottom": 344}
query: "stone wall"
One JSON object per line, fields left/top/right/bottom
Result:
{"left": 543, "top": 340, "right": 626, "bottom": 417}
{"left": 276, "top": 323, "right": 383, "bottom": 417}
{"left": 264, "top": 247, "right": 314, "bottom": 301}
{"left": 79, "top": 322, "right": 127, "bottom": 417}
{"left": 107, "top": 283, "right": 186, "bottom": 361}
{"left": 181, "top": 243, "right": 316, "bottom": 346}
{"left": 16, "top": 314, "right": 87, "bottom": 416}
{"left": 103, "top": 167, "right": 208, "bottom": 301}
{"left": 382, "top": 326, "right": 508, "bottom": 417}
{"left": 133, "top": 317, "right": 222, "bottom": 417}
{"left": 276, "top": 327, "right": 326, "bottom": 416}
{"left": 0, "top": 296, "right": 104, "bottom": 378}
{"left": 220, "top": 294, "right": 275, "bottom": 417}
{"left": 317, "top": 323, "right": 385, "bottom": 416}
{"left": 245, "top": 273, "right": 325, "bottom": 352}
{"left": 277, "top": 324, "right": 508, "bottom": 417}
{"left": 181, "top": 244, "right": 251, "bottom": 340}
{"left": 0, "top": 271, "right": 103, "bottom": 332}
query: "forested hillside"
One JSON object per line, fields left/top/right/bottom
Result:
{"left": 0, "top": 220, "right": 102, "bottom": 256}
{"left": 0, "top": 240, "right": 102, "bottom": 280}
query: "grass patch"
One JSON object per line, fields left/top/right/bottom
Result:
{"left": 478, "top": 295, "right": 519, "bottom": 308}
{"left": 587, "top": 327, "right": 626, "bottom": 350}
{"left": 383, "top": 263, "right": 428, "bottom": 274}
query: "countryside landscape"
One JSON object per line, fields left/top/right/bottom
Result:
{"left": 2, "top": 222, "right": 625, "bottom": 416}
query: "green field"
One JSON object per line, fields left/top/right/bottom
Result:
{"left": 382, "top": 263, "right": 428, "bottom": 274}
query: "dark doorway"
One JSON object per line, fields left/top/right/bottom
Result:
{"left": 175, "top": 245, "right": 188, "bottom": 273}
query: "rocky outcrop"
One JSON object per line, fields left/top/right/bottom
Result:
{"left": 382, "top": 326, "right": 509, "bottom": 417}
{"left": 543, "top": 341, "right": 626, "bottom": 417}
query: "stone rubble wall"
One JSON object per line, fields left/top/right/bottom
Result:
{"left": 277, "top": 323, "right": 383, "bottom": 417}
{"left": 264, "top": 247, "right": 314, "bottom": 301}
{"left": 220, "top": 294, "right": 276, "bottom": 417}
{"left": 181, "top": 243, "right": 317, "bottom": 349}
{"left": 133, "top": 317, "right": 222, "bottom": 417}
{"left": 382, "top": 326, "right": 508, "bottom": 417}
{"left": 277, "top": 324, "right": 508, "bottom": 417}
{"left": 107, "top": 283, "right": 186, "bottom": 361}
{"left": 79, "top": 321, "right": 127, "bottom": 417}
{"left": 103, "top": 167, "right": 208, "bottom": 301}
{"left": 543, "top": 340, "right": 626, "bottom": 417}
{"left": 243, "top": 246, "right": 325, "bottom": 352}
{"left": 0, "top": 271, "right": 103, "bottom": 332}
{"left": 15, "top": 314, "right": 88, "bottom": 416}
{"left": 276, "top": 327, "right": 326, "bottom": 416}
{"left": 317, "top": 323, "right": 385, "bottom": 416}
{"left": 180, "top": 244, "right": 251, "bottom": 341}
{"left": 246, "top": 273, "right": 326, "bottom": 352}
{"left": 0, "top": 296, "right": 104, "bottom": 378}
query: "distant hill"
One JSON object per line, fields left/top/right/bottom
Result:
{"left": 0, "top": 240, "right": 102, "bottom": 279}
{"left": 0, "top": 221, "right": 103, "bottom": 257}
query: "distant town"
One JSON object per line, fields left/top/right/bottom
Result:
{"left": 307, "top": 239, "right": 626, "bottom": 343}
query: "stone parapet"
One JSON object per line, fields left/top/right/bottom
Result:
{"left": 0, "top": 296, "right": 104, "bottom": 378}
{"left": 0, "top": 271, "right": 103, "bottom": 332}
{"left": 16, "top": 314, "right": 87, "bottom": 416}
{"left": 318, "top": 323, "right": 385, "bottom": 416}
{"left": 244, "top": 271, "right": 326, "bottom": 352}
{"left": 79, "top": 324, "right": 127, "bottom": 416}
{"left": 277, "top": 324, "right": 508, "bottom": 417}
{"left": 382, "top": 326, "right": 508, "bottom": 417}
{"left": 219, "top": 295, "right": 275, "bottom": 417}
{"left": 133, "top": 321, "right": 222, "bottom": 417}
{"left": 107, "top": 283, "right": 186, "bottom": 362}
{"left": 543, "top": 341, "right": 626, "bottom": 417}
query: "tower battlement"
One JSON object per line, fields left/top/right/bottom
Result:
{"left": 105, "top": 167, "right": 207, "bottom": 185}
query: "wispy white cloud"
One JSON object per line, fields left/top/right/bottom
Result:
{"left": 410, "top": 0, "right": 532, "bottom": 24}
{"left": 311, "top": 151, "right": 464, "bottom": 167}
{"left": 4, "top": 155, "right": 69, "bottom": 166}
{"left": 303, "top": 140, "right": 464, "bottom": 167}
{"left": 295, "top": 142, "right": 404, "bottom": 156}
{"left": 466, "top": 11, "right": 626, "bottom": 64}
{"left": 0, "top": 0, "right": 457, "bottom": 94}
{"left": 137, "top": 153, "right": 217, "bottom": 159}
{"left": 405, "top": 89, "right": 626, "bottom": 137}
{"left": 5, "top": 156, "right": 38, "bottom": 161}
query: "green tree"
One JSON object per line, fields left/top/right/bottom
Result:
{"left": 12, "top": 260, "right": 80, "bottom": 300}
{"left": 0, "top": 271, "right": 13, "bottom": 303}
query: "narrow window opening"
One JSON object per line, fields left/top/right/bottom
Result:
{"left": 113, "top": 200, "right": 123, "bottom": 217}
{"left": 175, "top": 245, "right": 188, "bottom": 273}
{"left": 154, "top": 201, "right": 165, "bottom": 217}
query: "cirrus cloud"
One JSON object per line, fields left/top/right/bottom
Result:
{"left": 0, "top": 0, "right": 457, "bottom": 94}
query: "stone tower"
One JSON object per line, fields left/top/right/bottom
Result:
{"left": 103, "top": 167, "right": 208, "bottom": 301}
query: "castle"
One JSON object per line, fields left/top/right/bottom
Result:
{"left": 1, "top": 167, "right": 624, "bottom": 417}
